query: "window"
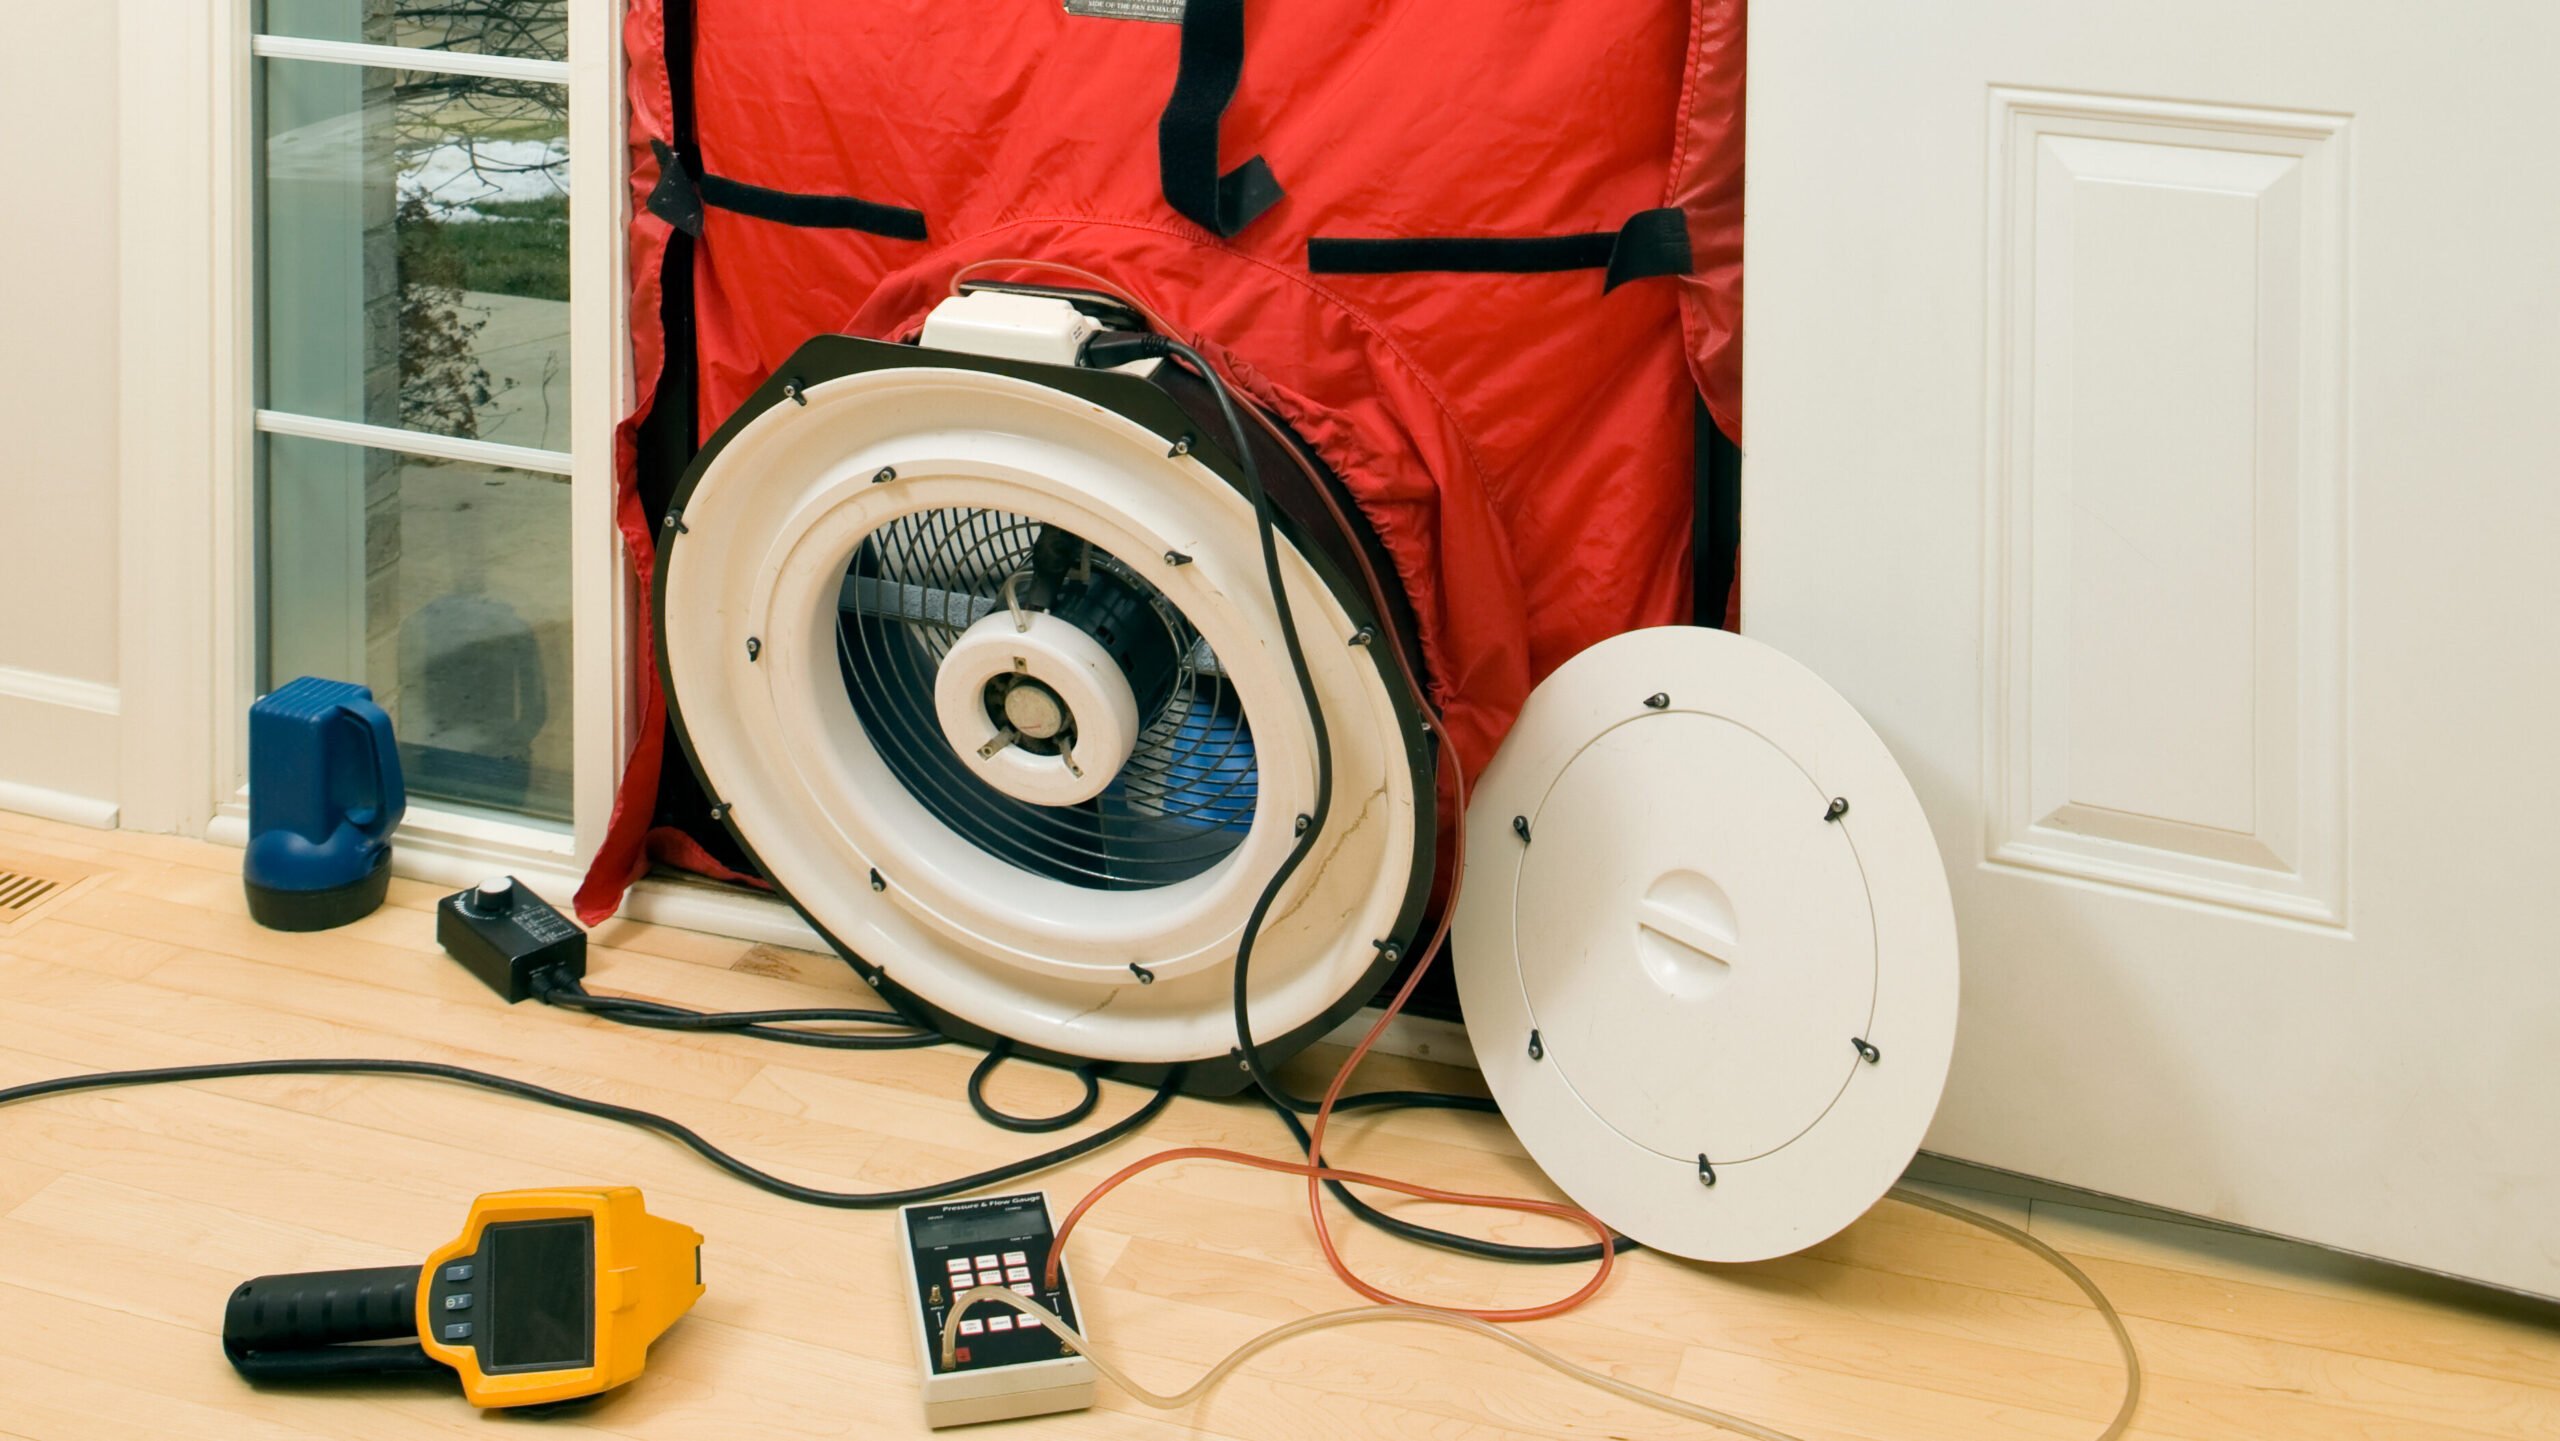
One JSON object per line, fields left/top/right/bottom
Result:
{"left": 251, "top": 3, "right": 577, "bottom": 824}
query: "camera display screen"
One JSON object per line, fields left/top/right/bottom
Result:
{"left": 485, "top": 1218, "right": 594, "bottom": 1371}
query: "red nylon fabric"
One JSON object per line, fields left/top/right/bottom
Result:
{"left": 575, "top": 0, "right": 678, "bottom": 924}
{"left": 582, "top": 0, "right": 1744, "bottom": 922}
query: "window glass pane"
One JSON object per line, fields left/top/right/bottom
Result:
{"left": 260, "top": 58, "right": 569, "bottom": 450}
{"left": 260, "top": 435, "right": 575, "bottom": 823}
{"left": 258, "top": 1, "right": 568, "bottom": 62}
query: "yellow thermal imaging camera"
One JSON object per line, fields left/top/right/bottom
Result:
{"left": 222, "top": 1186, "right": 704, "bottom": 1409}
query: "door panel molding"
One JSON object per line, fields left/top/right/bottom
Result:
{"left": 1980, "top": 87, "right": 2352, "bottom": 926}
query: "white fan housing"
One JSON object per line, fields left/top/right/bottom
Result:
{"left": 655, "top": 300, "right": 1432, "bottom": 1084}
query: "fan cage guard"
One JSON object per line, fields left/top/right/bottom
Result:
{"left": 839, "top": 506, "right": 1258, "bottom": 892}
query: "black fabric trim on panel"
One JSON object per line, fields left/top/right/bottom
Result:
{"left": 637, "top": 1, "right": 700, "bottom": 519}
{"left": 637, "top": 0, "right": 753, "bottom": 875}
{"left": 1695, "top": 401, "right": 1740, "bottom": 629}
{"left": 647, "top": 140, "right": 929, "bottom": 242}
{"left": 1308, "top": 208, "right": 1694, "bottom": 293}
{"left": 1158, "top": 0, "right": 1285, "bottom": 237}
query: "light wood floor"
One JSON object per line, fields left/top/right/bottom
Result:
{"left": 1, "top": 812, "right": 2554, "bottom": 1441}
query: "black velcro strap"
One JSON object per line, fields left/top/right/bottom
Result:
{"left": 1158, "top": 0, "right": 1285, "bottom": 238}
{"left": 1602, "top": 208, "right": 1694, "bottom": 291}
{"left": 646, "top": 140, "right": 707, "bottom": 237}
{"left": 1308, "top": 232, "right": 1616, "bottom": 276}
{"left": 647, "top": 139, "right": 928, "bottom": 242}
{"left": 1308, "top": 208, "right": 1694, "bottom": 293}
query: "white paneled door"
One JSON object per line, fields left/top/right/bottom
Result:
{"left": 1744, "top": 4, "right": 2560, "bottom": 1294}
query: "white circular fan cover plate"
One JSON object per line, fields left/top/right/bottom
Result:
{"left": 1456, "top": 627, "right": 1957, "bottom": 1262}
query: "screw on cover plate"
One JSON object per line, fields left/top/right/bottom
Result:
{"left": 1644, "top": 692, "right": 1671, "bottom": 710}
{"left": 872, "top": 466, "right": 897, "bottom": 484}
{"left": 1169, "top": 434, "right": 1194, "bottom": 458}
{"left": 663, "top": 510, "right": 688, "bottom": 534}
{"left": 1527, "top": 1029, "right": 1544, "bottom": 1061}
{"left": 708, "top": 802, "right": 732, "bottom": 822}
{"left": 745, "top": 636, "right": 761, "bottom": 662}
{"left": 1293, "top": 813, "right": 1312, "bottom": 835}
{"left": 1824, "top": 797, "right": 1850, "bottom": 823}
{"left": 1852, "top": 1036, "right": 1882, "bottom": 1064}
{"left": 1374, "top": 939, "right": 1402, "bottom": 964}
{"left": 869, "top": 868, "right": 886, "bottom": 893}
{"left": 1163, "top": 550, "right": 1192, "bottom": 567}
{"left": 1130, "top": 963, "right": 1155, "bottom": 985}
{"left": 1697, "top": 1155, "right": 1717, "bottom": 1187}
{"left": 1512, "top": 814, "right": 1533, "bottom": 845}
{"left": 783, "top": 378, "right": 807, "bottom": 406}
{"left": 1348, "top": 626, "right": 1376, "bottom": 648}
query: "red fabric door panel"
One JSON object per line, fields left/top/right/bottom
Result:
{"left": 582, "top": 0, "right": 1743, "bottom": 921}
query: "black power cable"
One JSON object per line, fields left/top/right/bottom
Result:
{"left": 534, "top": 973, "right": 946, "bottom": 1052}
{"left": 1093, "top": 332, "right": 1638, "bottom": 1267}
{"left": 0, "top": 1058, "right": 1179, "bottom": 1210}
{"left": 968, "top": 1044, "right": 1104, "bottom": 1134}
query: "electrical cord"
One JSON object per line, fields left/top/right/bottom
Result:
{"left": 0, "top": 1057, "right": 1178, "bottom": 1210}
{"left": 527, "top": 939, "right": 1576, "bottom": 1253}
{"left": 533, "top": 972, "right": 947, "bottom": 1051}
{"left": 967, "top": 1043, "right": 1104, "bottom": 1133}
{"left": 1264, "top": 1093, "right": 1640, "bottom": 1265}
{"left": 514, "top": 866, "right": 1586, "bottom": 1257}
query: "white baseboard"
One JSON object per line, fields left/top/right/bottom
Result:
{"left": 0, "top": 778, "right": 120, "bottom": 830}
{"left": 0, "top": 667, "right": 123, "bottom": 830}
{"left": 0, "top": 666, "right": 120, "bottom": 717}
{"left": 617, "top": 873, "right": 829, "bottom": 949}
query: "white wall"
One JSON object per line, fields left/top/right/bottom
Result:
{"left": 0, "top": 8, "right": 123, "bottom": 826}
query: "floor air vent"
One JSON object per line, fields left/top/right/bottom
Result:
{"left": 0, "top": 852, "right": 97, "bottom": 936}
{"left": 0, "top": 872, "right": 61, "bottom": 914}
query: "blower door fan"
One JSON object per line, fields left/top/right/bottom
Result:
{"left": 654, "top": 301, "right": 1434, "bottom": 1090}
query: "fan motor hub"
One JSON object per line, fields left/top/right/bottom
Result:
{"left": 997, "top": 677, "right": 1069, "bottom": 740}
{"left": 933, "top": 610, "right": 1141, "bottom": 806}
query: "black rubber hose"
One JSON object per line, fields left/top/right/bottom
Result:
{"left": 0, "top": 1059, "right": 1179, "bottom": 1210}
{"left": 968, "top": 1044, "right": 1105, "bottom": 1134}
{"left": 536, "top": 974, "right": 947, "bottom": 1052}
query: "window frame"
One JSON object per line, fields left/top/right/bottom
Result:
{"left": 129, "top": 0, "right": 630, "bottom": 892}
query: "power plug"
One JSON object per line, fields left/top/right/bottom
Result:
{"left": 437, "top": 876, "right": 586, "bottom": 1003}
